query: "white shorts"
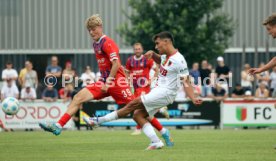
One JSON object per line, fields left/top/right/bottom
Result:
{"left": 141, "top": 87, "right": 176, "bottom": 116}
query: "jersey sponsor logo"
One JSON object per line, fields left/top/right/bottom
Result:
{"left": 160, "top": 65, "right": 168, "bottom": 76}
{"left": 133, "top": 69, "right": 143, "bottom": 74}
{"left": 97, "top": 58, "right": 105, "bottom": 64}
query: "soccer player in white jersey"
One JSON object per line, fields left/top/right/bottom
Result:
{"left": 83, "top": 31, "right": 202, "bottom": 150}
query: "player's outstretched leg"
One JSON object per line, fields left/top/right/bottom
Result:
{"left": 39, "top": 88, "right": 93, "bottom": 135}
{"left": 83, "top": 97, "right": 143, "bottom": 126}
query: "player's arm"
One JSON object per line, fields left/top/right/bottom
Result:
{"left": 154, "top": 64, "right": 159, "bottom": 78}
{"left": 108, "top": 59, "right": 121, "bottom": 80}
{"left": 144, "top": 50, "right": 161, "bottom": 64}
{"left": 249, "top": 57, "right": 276, "bottom": 74}
{"left": 182, "top": 76, "right": 202, "bottom": 105}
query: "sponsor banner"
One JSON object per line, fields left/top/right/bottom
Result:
{"left": 0, "top": 100, "right": 73, "bottom": 129}
{"left": 82, "top": 101, "right": 220, "bottom": 126}
{"left": 222, "top": 100, "right": 276, "bottom": 126}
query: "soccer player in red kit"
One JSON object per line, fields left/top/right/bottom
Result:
{"left": 125, "top": 43, "right": 170, "bottom": 137}
{"left": 39, "top": 14, "right": 134, "bottom": 135}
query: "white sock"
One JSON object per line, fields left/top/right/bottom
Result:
{"left": 160, "top": 128, "right": 167, "bottom": 135}
{"left": 98, "top": 111, "right": 118, "bottom": 124}
{"left": 55, "top": 123, "right": 62, "bottom": 128}
{"left": 142, "top": 123, "right": 160, "bottom": 143}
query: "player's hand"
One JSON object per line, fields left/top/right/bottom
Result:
{"left": 248, "top": 68, "right": 262, "bottom": 75}
{"left": 192, "top": 98, "right": 203, "bottom": 106}
{"left": 144, "top": 50, "right": 154, "bottom": 59}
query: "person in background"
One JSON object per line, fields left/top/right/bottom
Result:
{"left": 1, "top": 61, "right": 18, "bottom": 86}
{"left": 269, "top": 66, "right": 276, "bottom": 97}
{"left": 243, "top": 90, "right": 254, "bottom": 101}
{"left": 80, "top": 66, "right": 96, "bottom": 87}
{"left": 45, "top": 56, "right": 62, "bottom": 89}
{"left": 241, "top": 64, "right": 254, "bottom": 92}
{"left": 208, "top": 63, "right": 215, "bottom": 73}
{"left": 255, "top": 62, "right": 270, "bottom": 88}
{"left": 95, "top": 70, "right": 101, "bottom": 82}
{"left": 255, "top": 81, "right": 269, "bottom": 98}
{"left": 208, "top": 82, "right": 227, "bottom": 102}
{"left": 22, "top": 61, "right": 38, "bottom": 89}
{"left": 18, "top": 60, "right": 30, "bottom": 87}
{"left": 1, "top": 78, "right": 19, "bottom": 101}
{"left": 189, "top": 62, "right": 200, "bottom": 86}
{"left": 199, "top": 60, "right": 211, "bottom": 97}
{"left": 231, "top": 83, "right": 245, "bottom": 98}
{"left": 42, "top": 83, "right": 58, "bottom": 102}
{"left": 215, "top": 56, "right": 231, "bottom": 94}
{"left": 62, "top": 61, "right": 77, "bottom": 84}
{"left": 21, "top": 83, "right": 37, "bottom": 101}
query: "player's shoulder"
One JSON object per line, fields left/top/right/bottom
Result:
{"left": 170, "top": 52, "right": 186, "bottom": 64}
{"left": 103, "top": 35, "right": 115, "bottom": 43}
{"left": 127, "top": 55, "right": 134, "bottom": 61}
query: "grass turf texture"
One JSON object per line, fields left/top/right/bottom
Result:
{"left": 0, "top": 129, "right": 275, "bottom": 161}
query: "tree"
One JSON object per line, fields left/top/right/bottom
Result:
{"left": 119, "top": 0, "right": 235, "bottom": 64}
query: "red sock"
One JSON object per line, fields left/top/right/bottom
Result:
{"left": 136, "top": 125, "right": 141, "bottom": 129}
{"left": 150, "top": 117, "right": 163, "bottom": 131}
{"left": 58, "top": 113, "right": 71, "bottom": 127}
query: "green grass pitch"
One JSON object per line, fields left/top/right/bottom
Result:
{"left": 0, "top": 129, "right": 276, "bottom": 161}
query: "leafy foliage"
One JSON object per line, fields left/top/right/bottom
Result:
{"left": 119, "top": 0, "right": 235, "bottom": 64}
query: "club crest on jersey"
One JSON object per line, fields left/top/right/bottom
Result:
{"left": 161, "top": 59, "right": 166, "bottom": 66}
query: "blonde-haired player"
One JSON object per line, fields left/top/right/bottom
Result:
{"left": 39, "top": 14, "right": 134, "bottom": 135}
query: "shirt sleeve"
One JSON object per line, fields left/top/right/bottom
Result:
{"left": 32, "top": 89, "right": 37, "bottom": 99}
{"left": 14, "top": 86, "right": 19, "bottom": 94}
{"left": 54, "top": 89, "right": 58, "bottom": 98}
{"left": 177, "top": 59, "right": 189, "bottom": 78}
{"left": 125, "top": 58, "right": 131, "bottom": 71}
{"left": 45, "top": 66, "right": 50, "bottom": 73}
{"left": 42, "top": 89, "right": 46, "bottom": 97}
{"left": 57, "top": 66, "right": 62, "bottom": 72}
{"left": 13, "top": 69, "right": 18, "bottom": 78}
{"left": 1, "top": 86, "right": 5, "bottom": 94}
{"left": 102, "top": 40, "right": 119, "bottom": 61}
{"left": 21, "top": 89, "right": 25, "bottom": 98}
{"left": 2, "top": 70, "right": 6, "bottom": 79}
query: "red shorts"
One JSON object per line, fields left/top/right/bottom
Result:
{"left": 86, "top": 81, "right": 134, "bottom": 105}
{"left": 134, "top": 86, "right": 151, "bottom": 98}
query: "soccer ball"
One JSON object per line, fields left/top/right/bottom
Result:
{"left": 1, "top": 97, "right": 20, "bottom": 115}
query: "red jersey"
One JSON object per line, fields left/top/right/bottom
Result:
{"left": 93, "top": 35, "right": 126, "bottom": 82}
{"left": 125, "top": 55, "right": 154, "bottom": 89}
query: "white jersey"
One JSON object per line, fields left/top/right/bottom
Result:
{"left": 156, "top": 51, "right": 189, "bottom": 91}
